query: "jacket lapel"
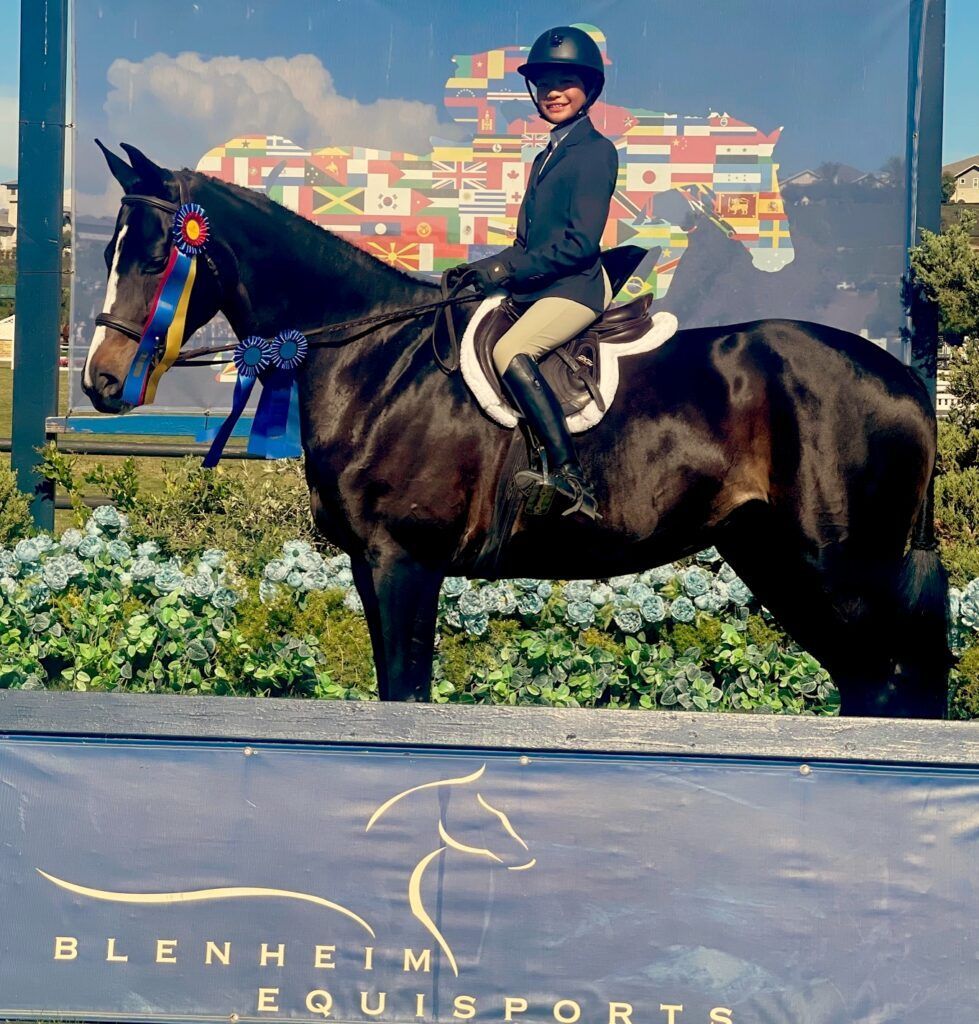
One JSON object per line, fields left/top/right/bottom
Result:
{"left": 536, "top": 119, "right": 593, "bottom": 184}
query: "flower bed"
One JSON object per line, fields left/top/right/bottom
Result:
{"left": 1, "top": 485, "right": 975, "bottom": 715}
{"left": 0, "top": 506, "right": 829, "bottom": 712}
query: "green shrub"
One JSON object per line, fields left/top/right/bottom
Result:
{"left": 0, "top": 464, "right": 34, "bottom": 546}
{"left": 39, "top": 448, "right": 317, "bottom": 574}
{"left": 949, "top": 646, "right": 979, "bottom": 719}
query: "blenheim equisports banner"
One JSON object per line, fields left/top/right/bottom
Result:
{"left": 1, "top": 737, "right": 977, "bottom": 1022}
{"left": 70, "top": 0, "right": 925, "bottom": 424}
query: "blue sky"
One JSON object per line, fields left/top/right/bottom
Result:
{"left": 943, "top": 0, "right": 977, "bottom": 162}
{"left": 0, "top": 0, "right": 975, "bottom": 183}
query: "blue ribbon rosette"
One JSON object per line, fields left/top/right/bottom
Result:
{"left": 202, "top": 329, "right": 308, "bottom": 468}
{"left": 202, "top": 336, "right": 272, "bottom": 468}
{"left": 248, "top": 329, "right": 308, "bottom": 460}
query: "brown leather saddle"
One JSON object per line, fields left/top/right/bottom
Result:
{"left": 472, "top": 244, "right": 653, "bottom": 416}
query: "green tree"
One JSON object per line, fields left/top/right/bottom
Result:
{"left": 908, "top": 213, "right": 979, "bottom": 341}
{"left": 942, "top": 171, "right": 958, "bottom": 203}
{"left": 881, "top": 155, "right": 906, "bottom": 188}
{"left": 909, "top": 214, "right": 979, "bottom": 584}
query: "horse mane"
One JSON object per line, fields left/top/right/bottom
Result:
{"left": 178, "top": 167, "right": 437, "bottom": 292}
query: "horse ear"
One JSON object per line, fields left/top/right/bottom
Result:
{"left": 119, "top": 143, "right": 174, "bottom": 195}
{"left": 95, "top": 138, "right": 139, "bottom": 193}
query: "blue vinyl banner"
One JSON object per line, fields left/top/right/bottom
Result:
{"left": 70, "top": 0, "right": 924, "bottom": 425}
{"left": 1, "top": 737, "right": 977, "bottom": 1022}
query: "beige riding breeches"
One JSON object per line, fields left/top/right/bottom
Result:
{"left": 492, "top": 268, "right": 613, "bottom": 377}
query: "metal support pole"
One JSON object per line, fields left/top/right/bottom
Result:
{"left": 11, "top": 0, "right": 69, "bottom": 530}
{"left": 905, "top": 0, "right": 946, "bottom": 400}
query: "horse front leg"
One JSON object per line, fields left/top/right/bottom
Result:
{"left": 353, "top": 550, "right": 444, "bottom": 702}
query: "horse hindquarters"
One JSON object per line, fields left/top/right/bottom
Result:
{"left": 713, "top": 501, "right": 901, "bottom": 715}
{"left": 712, "top": 324, "right": 948, "bottom": 717}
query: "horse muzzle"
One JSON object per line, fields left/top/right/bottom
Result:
{"left": 82, "top": 329, "right": 138, "bottom": 413}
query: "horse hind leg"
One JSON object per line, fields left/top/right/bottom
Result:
{"left": 712, "top": 501, "right": 903, "bottom": 717}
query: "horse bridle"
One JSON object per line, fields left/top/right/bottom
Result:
{"left": 93, "top": 193, "right": 226, "bottom": 344}
{"left": 95, "top": 188, "right": 484, "bottom": 381}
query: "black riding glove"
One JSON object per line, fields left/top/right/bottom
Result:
{"left": 446, "top": 256, "right": 511, "bottom": 295}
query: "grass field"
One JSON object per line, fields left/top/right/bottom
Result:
{"left": 0, "top": 366, "right": 257, "bottom": 529}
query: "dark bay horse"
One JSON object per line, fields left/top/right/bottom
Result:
{"left": 83, "top": 144, "right": 950, "bottom": 717}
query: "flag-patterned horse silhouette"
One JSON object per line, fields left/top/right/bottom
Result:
{"left": 196, "top": 24, "right": 793, "bottom": 301}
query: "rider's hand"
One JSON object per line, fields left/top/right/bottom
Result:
{"left": 443, "top": 263, "right": 474, "bottom": 291}
{"left": 465, "top": 255, "right": 511, "bottom": 294}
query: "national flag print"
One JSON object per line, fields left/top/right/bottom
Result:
{"left": 366, "top": 240, "right": 421, "bottom": 271}
{"left": 459, "top": 190, "right": 506, "bottom": 215}
{"left": 432, "top": 160, "right": 489, "bottom": 190}
{"left": 196, "top": 79, "right": 794, "bottom": 302}
{"left": 364, "top": 186, "right": 412, "bottom": 216}
{"left": 717, "top": 193, "right": 757, "bottom": 219}
{"left": 312, "top": 187, "right": 365, "bottom": 215}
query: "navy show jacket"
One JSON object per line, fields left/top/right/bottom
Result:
{"left": 497, "top": 116, "right": 618, "bottom": 314}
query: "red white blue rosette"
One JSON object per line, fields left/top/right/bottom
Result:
{"left": 269, "top": 328, "right": 308, "bottom": 370}
{"left": 173, "top": 203, "right": 210, "bottom": 256}
{"left": 233, "top": 335, "right": 272, "bottom": 379}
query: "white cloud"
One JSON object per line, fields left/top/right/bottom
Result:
{"left": 100, "top": 51, "right": 461, "bottom": 165}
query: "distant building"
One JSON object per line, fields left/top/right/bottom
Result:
{"left": 943, "top": 155, "right": 979, "bottom": 204}
{"left": 0, "top": 180, "right": 72, "bottom": 250}
{"left": 781, "top": 165, "right": 893, "bottom": 194}
{"left": 936, "top": 339, "right": 958, "bottom": 418}
{"left": 0, "top": 209, "right": 14, "bottom": 253}
{"left": 0, "top": 180, "right": 17, "bottom": 225}
{"left": 782, "top": 169, "right": 822, "bottom": 187}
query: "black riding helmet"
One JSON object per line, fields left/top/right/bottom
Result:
{"left": 517, "top": 26, "right": 606, "bottom": 116}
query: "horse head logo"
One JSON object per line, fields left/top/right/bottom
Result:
{"left": 38, "top": 763, "right": 533, "bottom": 978}
{"left": 366, "top": 763, "right": 535, "bottom": 976}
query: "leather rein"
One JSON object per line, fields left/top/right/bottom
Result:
{"left": 96, "top": 191, "right": 482, "bottom": 378}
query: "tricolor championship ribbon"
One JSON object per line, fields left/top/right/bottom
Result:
{"left": 121, "top": 203, "right": 209, "bottom": 408}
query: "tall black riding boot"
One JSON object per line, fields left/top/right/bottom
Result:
{"left": 501, "top": 354, "right": 600, "bottom": 520}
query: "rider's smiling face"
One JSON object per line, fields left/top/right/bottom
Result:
{"left": 535, "top": 71, "right": 587, "bottom": 125}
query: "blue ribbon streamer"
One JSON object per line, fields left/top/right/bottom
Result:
{"left": 204, "top": 330, "right": 306, "bottom": 466}
{"left": 121, "top": 249, "right": 193, "bottom": 407}
{"left": 262, "top": 383, "right": 303, "bottom": 460}
{"left": 248, "top": 366, "right": 302, "bottom": 459}
{"left": 202, "top": 372, "right": 259, "bottom": 468}
{"left": 201, "top": 335, "right": 271, "bottom": 468}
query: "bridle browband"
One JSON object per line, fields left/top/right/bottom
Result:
{"left": 95, "top": 189, "right": 482, "bottom": 376}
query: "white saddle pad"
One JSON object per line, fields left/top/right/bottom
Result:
{"left": 460, "top": 296, "right": 679, "bottom": 433}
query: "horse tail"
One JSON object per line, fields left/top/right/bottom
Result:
{"left": 895, "top": 472, "right": 953, "bottom": 715}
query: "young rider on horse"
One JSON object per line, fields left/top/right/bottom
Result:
{"left": 449, "top": 26, "right": 617, "bottom": 521}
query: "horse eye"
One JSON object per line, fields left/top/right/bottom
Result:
{"left": 142, "top": 257, "right": 169, "bottom": 274}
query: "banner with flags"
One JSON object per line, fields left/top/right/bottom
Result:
{"left": 69, "top": 0, "right": 924, "bottom": 426}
